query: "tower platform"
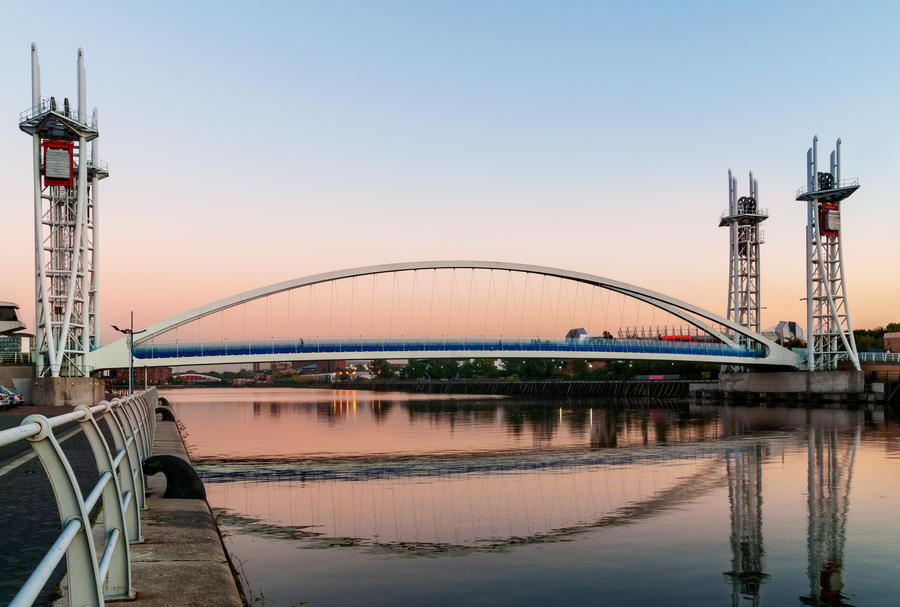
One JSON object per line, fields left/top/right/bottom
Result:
{"left": 18, "top": 100, "right": 98, "bottom": 141}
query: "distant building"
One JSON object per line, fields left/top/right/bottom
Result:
{"left": 885, "top": 333, "right": 900, "bottom": 353}
{"left": 0, "top": 333, "right": 32, "bottom": 364}
{"left": 0, "top": 302, "right": 26, "bottom": 337}
{"left": 763, "top": 321, "right": 805, "bottom": 343}
{"left": 565, "top": 328, "right": 591, "bottom": 339}
{"left": 173, "top": 372, "right": 221, "bottom": 384}
{"left": 299, "top": 360, "right": 346, "bottom": 374}
{"left": 111, "top": 367, "right": 172, "bottom": 385}
{"left": 253, "top": 371, "right": 273, "bottom": 385}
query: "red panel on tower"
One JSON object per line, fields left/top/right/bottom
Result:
{"left": 42, "top": 140, "right": 75, "bottom": 187}
{"left": 820, "top": 203, "right": 840, "bottom": 237}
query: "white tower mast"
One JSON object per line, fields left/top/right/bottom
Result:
{"left": 19, "top": 45, "right": 108, "bottom": 377}
{"left": 720, "top": 170, "right": 768, "bottom": 346}
{"left": 796, "top": 137, "right": 859, "bottom": 371}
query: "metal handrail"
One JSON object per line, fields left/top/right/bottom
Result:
{"left": 86, "top": 158, "right": 109, "bottom": 173}
{"left": 719, "top": 208, "right": 769, "bottom": 220}
{"left": 0, "top": 351, "right": 33, "bottom": 364}
{"left": 133, "top": 336, "right": 765, "bottom": 360}
{"left": 0, "top": 388, "right": 157, "bottom": 606}
{"left": 795, "top": 177, "right": 859, "bottom": 198}
{"left": 859, "top": 352, "right": 900, "bottom": 363}
{"left": 19, "top": 98, "right": 98, "bottom": 129}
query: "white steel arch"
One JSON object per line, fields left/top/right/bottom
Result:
{"left": 86, "top": 261, "right": 802, "bottom": 370}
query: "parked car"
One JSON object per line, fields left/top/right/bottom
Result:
{"left": 0, "top": 394, "right": 10, "bottom": 409}
{"left": 0, "top": 386, "right": 23, "bottom": 406}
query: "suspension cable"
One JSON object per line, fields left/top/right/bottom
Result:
{"left": 500, "top": 270, "right": 512, "bottom": 337}
{"left": 427, "top": 268, "right": 437, "bottom": 337}
{"left": 369, "top": 274, "right": 377, "bottom": 337}
{"left": 536, "top": 274, "right": 547, "bottom": 337}
{"left": 464, "top": 268, "right": 476, "bottom": 336}
{"left": 408, "top": 270, "right": 417, "bottom": 337}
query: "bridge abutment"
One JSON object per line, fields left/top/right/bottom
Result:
{"left": 718, "top": 370, "right": 863, "bottom": 394}
{"left": 30, "top": 376, "right": 105, "bottom": 406}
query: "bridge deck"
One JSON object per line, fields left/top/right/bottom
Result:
{"left": 131, "top": 337, "right": 765, "bottom": 363}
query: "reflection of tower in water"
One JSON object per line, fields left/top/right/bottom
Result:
{"left": 724, "top": 444, "right": 768, "bottom": 606}
{"left": 800, "top": 426, "right": 859, "bottom": 606}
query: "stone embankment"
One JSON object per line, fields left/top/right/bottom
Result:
{"left": 49, "top": 405, "right": 244, "bottom": 607}
{"left": 364, "top": 379, "right": 698, "bottom": 398}
{"left": 124, "top": 412, "right": 243, "bottom": 606}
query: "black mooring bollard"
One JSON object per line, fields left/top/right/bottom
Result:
{"left": 143, "top": 455, "right": 206, "bottom": 499}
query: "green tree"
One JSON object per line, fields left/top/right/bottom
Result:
{"left": 370, "top": 359, "right": 395, "bottom": 379}
{"left": 460, "top": 358, "right": 498, "bottom": 379}
{"left": 427, "top": 359, "right": 460, "bottom": 379}
{"left": 400, "top": 359, "right": 429, "bottom": 379}
{"left": 569, "top": 359, "right": 589, "bottom": 377}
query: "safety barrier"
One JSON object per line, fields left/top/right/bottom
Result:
{"left": 859, "top": 352, "right": 900, "bottom": 364}
{"left": 134, "top": 336, "right": 766, "bottom": 360}
{"left": 0, "top": 388, "right": 157, "bottom": 606}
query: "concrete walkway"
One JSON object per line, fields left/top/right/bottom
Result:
{"left": 0, "top": 406, "right": 101, "bottom": 606}
{"left": 45, "top": 414, "right": 244, "bottom": 606}
{"left": 126, "top": 420, "right": 243, "bottom": 606}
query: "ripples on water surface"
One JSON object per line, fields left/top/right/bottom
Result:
{"left": 165, "top": 387, "right": 900, "bottom": 606}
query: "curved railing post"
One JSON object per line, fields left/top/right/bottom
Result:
{"left": 144, "top": 388, "right": 159, "bottom": 454}
{"left": 21, "top": 414, "right": 103, "bottom": 607}
{"left": 126, "top": 393, "right": 150, "bottom": 460}
{"left": 121, "top": 395, "right": 148, "bottom": 463}
{"left": 74, "top": 404, "right": 134, "bottom": 600}
{"left": 111, "top": 399, "right": 148, "bottom": 511}
{"left": 98, "top": 400, "right": 143, "bottom": 543}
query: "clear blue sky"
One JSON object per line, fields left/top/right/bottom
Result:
{"left": 1, "top": 0, "right": 897, "bottom": 338}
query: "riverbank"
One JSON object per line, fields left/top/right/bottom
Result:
{"left": 157, "top": 378, "right": 705, "bottom": 398}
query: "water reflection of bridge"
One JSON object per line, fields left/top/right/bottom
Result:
{"left": 194, "top": 401, "right": 865, "bottom": 602}
{"left": 716, "top": 408, "right": 861, "bottom": 607}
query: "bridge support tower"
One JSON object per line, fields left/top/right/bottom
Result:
{"left": 19, "top": 45, "right": 108, "bottom": 378}
{"left": 796, "top": 137, "right": 860, "bottom": 371}
{"left": 720, "top": 170, "right": 768, "bottom": 351}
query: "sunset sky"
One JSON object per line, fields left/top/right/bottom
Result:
{"left": 1, "top": 1, "right": 898, "bottom": 344}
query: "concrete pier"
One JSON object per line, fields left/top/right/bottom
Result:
{"left": 718, "top": 370, "right": 864, "bottom": 394}
{"left": 692, "top": 370, "right": 874, "bottom": 404}
{"left": 30, "top": 377, "right": 106, "bottom": 407}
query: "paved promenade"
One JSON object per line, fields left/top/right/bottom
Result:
{"left": 0, "top": 405, "right": 243, "bottom": 606}
{"left": 124, "top": 420, "right": 243, "bottom": 607}
{"left": 0, "top": 406, "right": 102, "bottom": 606}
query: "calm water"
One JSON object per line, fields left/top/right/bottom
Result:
{"left": 165, "top": 387, "right": 900, "bottom": 606}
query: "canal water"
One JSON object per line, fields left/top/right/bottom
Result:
{"left": 165, "top": 387, "right": 900, "bottom": 606}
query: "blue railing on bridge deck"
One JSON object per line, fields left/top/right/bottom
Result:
{"left": 133, "top": 337, "right": 765, "bottom": 360}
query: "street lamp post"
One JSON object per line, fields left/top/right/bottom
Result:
{"left": 112, "top": 311, "right": 146, "bottom": 395}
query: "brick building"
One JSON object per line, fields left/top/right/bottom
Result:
{"left": 112, "top": 367, "right": 172, "bottom": 385}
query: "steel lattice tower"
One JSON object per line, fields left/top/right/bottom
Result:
{"left": 720, "top": 170, "right": 768, "bottom": 346}
{"left": 18, "top": 45, "right": 108, "bottom": 377}
{"left": 796, "top": 137, "right": 859, "bottom": 371}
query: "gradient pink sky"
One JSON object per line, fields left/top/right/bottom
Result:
{"left": 1, "top": 2, "right": 898, "bottom": 344}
